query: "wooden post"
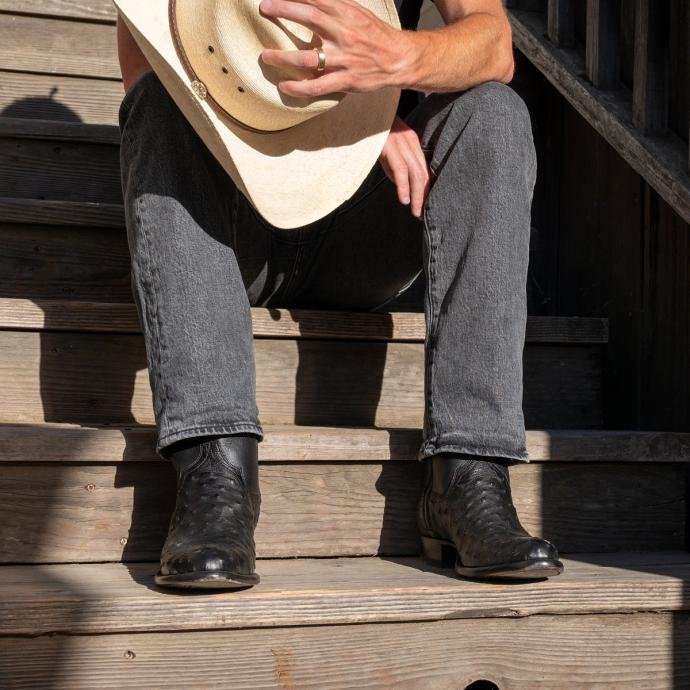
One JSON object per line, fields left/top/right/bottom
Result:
{"left": 632, "top": 0, "right": 668, "bottom": 136}
{"left": 547, "top": 0, "right": 575, "bottom": 48}
{"left": 586, "top": 0, "right": 621, "bottom": 89}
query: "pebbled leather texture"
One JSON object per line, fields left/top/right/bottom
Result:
{"left": 417, "top": 454, "right": 562, "bottom": 576}
{"left": 156, "top": 436, "right": 261, "bottom": 587}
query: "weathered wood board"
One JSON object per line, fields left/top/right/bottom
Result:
{"left": 1, "top": 612, "right": 688, "bottom": 689}
{"left": 0, "top": 460, "right": 684, "bottom": 561}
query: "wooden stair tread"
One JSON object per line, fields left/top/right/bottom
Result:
{"left": 1, "top": 422, "right": 688, "bottom": 463}
{"left": 0, "top": 196, "right": 125, "bottom": 227}
{"left": 0, "top": 297, "right": 609, "bottom": 343}
{"left": 2, "top": 552, "right": 690, "bottom": 635}
{"left": 0, "top": 0, "right": 117, "bottom": 22}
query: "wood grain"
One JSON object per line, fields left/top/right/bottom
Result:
{"left": 632, "top": 0, "right": 669, "bottom": 136}
{"left": 586, "top": 0, "right": 621, "bottom": 89}
{"left": 0, "top": 330, "right": 602, "bottom": 428}
{"left": 1, "top": 612, "right": 688, "bottom": 689}
{"left": 0, "top": 0, "right": 117, "bottom": 22}
{"left": 0, "top": 224, "right": 131, "bottom": 302}
{"left": 0, "top": 297, "right": 610, "bottom": 343}
{"left": 0, "top": 198, "right": 124, "bottom": 227}
{"left": 0, "top": 116, "right": 120, "bottom": 144}
{"left": 0, "top": 460, "right": 683, "bottom": 561}
{"left": 0, "top": 71, "right": 122, "bottom": 125}
{"left": 509, "top": 9, "right": 690, "bottom": 225}
{"left": 2, "top": 552, "right": 690, "bottom": 634}
{"left": 0, "top": 137, "right": 122, "bottom": 204}
{"left": 0, "top": 14, "right": 118, "bottom": 79}
{"left": 5, "top": 424, "right": 688, "bottom": 463}
{"left": 547, "top": 0, "right": 575, "bottom": 47}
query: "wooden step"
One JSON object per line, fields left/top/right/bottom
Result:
{"left": 0, "top": 423, "right": 686, "bottom": 561}
{"left": 0, "top": 303, "right": 604, "bottom": 428}
{"left": 0, "top": 70, "right": 122, "bottom": 126}
{"left": 0, "top": 297, "right": 609, "bottom": 342}
{"left": 1, "top": 553, "right": 689, "bottom": 688}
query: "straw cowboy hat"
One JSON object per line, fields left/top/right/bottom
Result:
{"left": 114, "top": 0, "right": 402, "bottom": 229}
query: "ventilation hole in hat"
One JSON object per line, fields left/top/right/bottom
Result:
{"left": 208, "top": 45, "right": 215, "bottom": 53}
{"left": 237, "top": 86, "right": 245, "bottom": 93}
{"left": 222, "top": 67, "right": 229, "bottom": 74}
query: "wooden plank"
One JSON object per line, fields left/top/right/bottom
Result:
{"left": 0, "top": 137, "right": 122, "bottom": 204}
{"left": 0, "top": 116, "right": 120, "bottom": 145}
{"left": 632, "top": 0, "right": 669, "bottom": 136}
{"left": 586, "top": 0, "right": 621, "bottom": 89}
{"left": 0, "top": 460, "right": 683, "bottom": 561}
{"left": 0, "top": 224, "right": 131, "bottom": 302}
{"left": 2, "top": 552, "right": 690, "bottom": 634}
{"left": 0, "top": 71, "right": 122, "bottom": 125}
{"left": 0, "top": 0, "right": 117, "bottom": 22}
{"left": 0, "top": 14, "right": 118, "bottom": 79}
{"left": 1, "top": 612, "right": 687, "bottom": 689}
{"left": 547, "top": 0, "right": 575, "bottom": 48}
{"left": 0, "top": 198, "right": 124, "bottom": 227}
{"left": 0, "top": 298, "right": 610, "bottom": 343}
{"left": 509, "top": 8, "right": 690, "bottom": 226}
{"left": 3, "top": 424, "right": 690, "bottom": 463}
{"left": 0, "top": 331, "right": 602, "bottom": 428}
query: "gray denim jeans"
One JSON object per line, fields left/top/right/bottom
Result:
{"left": 119, "top": 70, "right": 537, "bottom": 463}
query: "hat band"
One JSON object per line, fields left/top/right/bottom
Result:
{"left": 168, "top": 0, "right": 292, "bottom": 135}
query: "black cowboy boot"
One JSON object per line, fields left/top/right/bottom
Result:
{"left": 155, "top": 436, "right": 261, "bottom": 589}
{"left": 417, "top": 454, "right": 564, "bottom": 579}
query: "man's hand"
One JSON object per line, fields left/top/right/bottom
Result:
{"left": 379, "top": 116, "right": 431, "bottom": 220}
{"left": 258, "top": 0, "right": 406, "bottom": 98}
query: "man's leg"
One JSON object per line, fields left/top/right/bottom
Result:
{"left": 292, "top": 82, "right": 562, "bottom": 578}
{"left": 119, "top": 71, "right": 267, "bottom": 456}
{"left": 119, "top": 71, "right": 278, "bottom": 588}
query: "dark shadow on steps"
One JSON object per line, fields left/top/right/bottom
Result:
{"left": 0, "top": 95, "right": 138, "bottom": 689}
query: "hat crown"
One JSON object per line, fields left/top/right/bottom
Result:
{"left": 173, "top": 0, "right": 342, "bottom": 131}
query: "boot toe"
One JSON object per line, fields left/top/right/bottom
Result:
{"left": 160, "top": 544, "right": 256, "bottom": 578}
{"left": 525, "top": 537, "right": 560, "bottom": 562}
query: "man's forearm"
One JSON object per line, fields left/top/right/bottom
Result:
{"left": 393, "top": 12, "right": 514, "bottom": 93}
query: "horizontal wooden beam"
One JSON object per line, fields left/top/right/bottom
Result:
{"left": 0, "top": 116, "right": 120, "bottom": 145}
{"left": 0, "top": 197, "right": 124, "bottom": 227}
{"left": 0, "top": 0, "right": 116, "bottom": 23}
{"left": 0, "top": 297, "right": 610, "bottom": 343}
{"left": 2, "top": 552, "right": 690, "bottom": 634}
{"left": 2, "top": 424, "right": 688, "bottom": 463}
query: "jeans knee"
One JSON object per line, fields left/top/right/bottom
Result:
{"left": 439, "top": 81, "right": 536, "bottom": 184}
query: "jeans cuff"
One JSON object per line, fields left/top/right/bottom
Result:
{"left": 418, "top": 437, "right": 529, "bottom": 464}
{"left": 157, "top": 422, "right": 265, "bottom": 456}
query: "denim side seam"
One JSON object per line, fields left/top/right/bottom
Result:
{"left": 422, "top": 196, "right": 440, "bottom": 443}
{"left": 157, "top": 422, "right": 265, "bottom": 455}
{"left": 133, "top": 191, "right": 179, "bottom": 438}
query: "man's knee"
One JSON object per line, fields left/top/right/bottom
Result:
{"left": 433, "top": 81, "right": 536, "bottom": 185}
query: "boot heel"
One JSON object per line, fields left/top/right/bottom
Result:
{"left": 420, "top": 534, "right": 457, "bottom": 568}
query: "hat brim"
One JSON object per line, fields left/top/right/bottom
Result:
{"left": 115, "top": 0, "right": 401, "bottom": 229}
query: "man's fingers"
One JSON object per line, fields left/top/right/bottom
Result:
{"left": 397, "top": 137, "right": 429, "bottom": 219}
{"left": 381, "top": 154, "right": 411, "bottom": 207}
{"left": 259, "top": 0, "right": 339, "bottom": 39}
{"left": 278, "top": 70, "right": 348, "bottom": 97}
{"left": 261, "top": 47, "right": 342, "bottom": 72}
